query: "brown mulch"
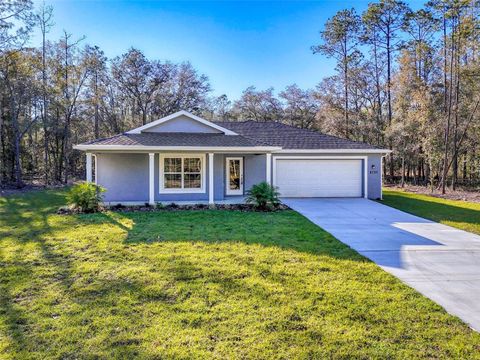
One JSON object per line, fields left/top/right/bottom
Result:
{"left": 386, "top": 184, "right": 480, "bottom": 203}
{"left": 57, "top": 203, "right": 290, "bottom": 215}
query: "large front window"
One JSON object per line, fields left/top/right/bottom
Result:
{"left": 160, "top": 154, "right": 205, "bottom": 193}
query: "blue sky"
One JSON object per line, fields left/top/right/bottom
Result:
{"left": 31, "top": 0, "right": 423, "bottom": 99}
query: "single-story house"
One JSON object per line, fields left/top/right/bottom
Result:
{"left": 73, "top": 110, "right": 391, "bottom": 205}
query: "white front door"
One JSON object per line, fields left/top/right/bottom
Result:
{"left": 226, "top": 157, "right": 243, "bottom": 195}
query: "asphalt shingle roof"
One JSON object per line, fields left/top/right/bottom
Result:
{"left": 82, "top": 120, "right": 379, "bottom": 150}
{"left": 215, "top": 121, "right": 378, "bottom": 150}
{"left": 84, "top": 132, "right": 260, "bottom": 147}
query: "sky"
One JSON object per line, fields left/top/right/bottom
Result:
{"left": 30, "top": 0, "right": 424, "bottom": 99}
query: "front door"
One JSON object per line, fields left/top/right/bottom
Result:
{"left": 226, "top": 157, "right": 243, "bottom": 195}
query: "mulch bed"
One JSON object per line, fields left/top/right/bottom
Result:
{"left": 57, "top": 203, "right": 289, "bottom": 215}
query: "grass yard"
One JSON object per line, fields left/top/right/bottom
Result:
{"left": 382, "top": 189, "right": 480, "bottom": 235}
{"left": 1, "top": 190, "right": 480, "bottom": 359}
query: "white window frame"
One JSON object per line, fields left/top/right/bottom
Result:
{"left": 159, "top": 153, "right": 206, "bottom": 193}
{"left": 225, "top": 157, "right": 244, "bottom": 196}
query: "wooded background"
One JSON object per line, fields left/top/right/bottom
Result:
{"left": 1, "top": 0, "right": 479, "bottom": 193}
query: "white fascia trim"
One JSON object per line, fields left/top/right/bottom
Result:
{"left": 278, "top": 149, "right": 392, "bottom": 154}
{"left": 73, "top": 145, "right": 282, "bottom": 152}
{"left": 272, "top": 155, "right": 368, "bottom": 199}
{"left": 125, "top": 110, "right": 238, "bottom": 135}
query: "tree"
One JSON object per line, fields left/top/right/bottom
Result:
{"left": 363, "top": 0, "right": 410, "bottom": 179}
{"left": 152, "top": 61, "right": 211, "bottom": 117}
{"left": 84, "top": 45, "right": 107, "bottom": 139}
{"left": 55, "top": 31, "right": 89, "bottom": 183}
{"left": 314, "top": 75, "right": 348, "bottom": 137}
{"left": 111, "top": 48, "right": 162, "bottom": 126}
{"left": 403, "top": 9, "right": 439, "bottom": 82}
{"left": 37, "top": 1, "right": 54, "bottom": 185}
{"left": 233, "top": 86, "right": 283, "bottom": 121}
{"left": 211, "top": 94, "right": 233, "bottom": 121}
{"left": 312, "top": 8, "right": 361, "bottom": 138}
{"left": 0, "top": 50, "right": 41, "bottom": 187}
{"left": 279, "top": 84, "right": 318, "bottom": 129}
{"left": 0, "top": 0, "right": 35, "bottom": 51}
{"left": 0, "top": 0, "right": 36, "bottom": 187}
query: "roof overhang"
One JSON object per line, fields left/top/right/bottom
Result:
{"left": 73, "top": 145, "right": 282, "bottom": 153}
{"left": 126, "top": 110, "right": 238, "bottom": 135}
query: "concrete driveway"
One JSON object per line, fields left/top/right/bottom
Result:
{"left": 282, "top": 198, "right": 480, "bottom": 331}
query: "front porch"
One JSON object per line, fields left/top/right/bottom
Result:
{"left": 86, "top": 152, "right": 272, "bottom": 205}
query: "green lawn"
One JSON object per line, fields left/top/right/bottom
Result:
{"left": 1, "top": 190, "right": 480, "bottom": 359}
{"left": 382, "top": 189, "right": 480, "bottom": 235}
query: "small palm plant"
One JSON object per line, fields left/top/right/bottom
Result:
{"left": 67, "top": 182, "right": 106, "bottom": 213}
{"left": 245, "top": 182, "right": 281, "bottom": 211}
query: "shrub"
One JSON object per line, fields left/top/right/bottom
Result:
{"left": 67, "top": 182, "right": 106, "bottom": 213}
{"left": 245, "top": 182, "right": 280, "bottom": 211}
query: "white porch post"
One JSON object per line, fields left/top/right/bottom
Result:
{"left": 266, "top": 153, "right": 272, "bottom": 184}
{"left": 148, "top": 153, "right": 155, "bottom": 206}
{"left": 86, "top": 153, "right": 93, "bottom": 183}
{"left": 208, "top": 153, "right": 214, "bottom": 204}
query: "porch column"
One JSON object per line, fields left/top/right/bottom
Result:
{"left": 86, "top": 153, "right": 93, "bottom": 183}
{"left": 266, "top": 153, "right": 272, "bottom": 184}
{"left": 208, "top": 153, "right": 214, "bottom": 204}
{"left": 148, "top": 153, "right": 155, "bottom": 206}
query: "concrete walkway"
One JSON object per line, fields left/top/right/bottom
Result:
{"left": 282, "top": 198, "right": 480, "bottom": 331}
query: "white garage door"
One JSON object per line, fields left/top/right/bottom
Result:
{"left": 274, "top": 159, "right": 363, "bottom": 197}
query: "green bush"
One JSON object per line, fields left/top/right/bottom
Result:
{"left": 67, "top": 182, "right": 106, "bottom": 213}
{"left": 245, "top": 182, "right": 280, "bottom": 211}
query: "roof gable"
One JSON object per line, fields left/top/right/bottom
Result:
{"left": 126, "top": 111, "right": 237, "bottom": 135}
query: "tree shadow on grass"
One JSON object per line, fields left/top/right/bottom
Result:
{"left": 0, "top": 189, "right": 95, "bottom": 354}
{"left": 382, "top": 193, "right": 480, "bottom": 231}
{"left": 0, "top": 189, "right": 67, "bottom": 241}
{"left": 2, "top": 190, "right": 478, "bottom": 357}
{"left": 115, "top": 210, "right": 366, "bottom": 261}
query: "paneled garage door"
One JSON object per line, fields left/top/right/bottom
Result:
{"left": 274, "top": 159, "right": 363, "bottom": 197}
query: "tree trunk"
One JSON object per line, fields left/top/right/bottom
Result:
{"left": 401, "top": 157, "right": 405, "bottom": 188}
{"left": 42, "top": 20, "right": 49, "bottom": 186}
{"left": 94, "top": 70, "right": 100, "bottom": 138}
{"left": 441, "top": 17, "right": 456, "bottom": 194}
{"left": 343, "top": 37, "right": 349, "bottom": 139}
{"left": 386, "top": 25, "right": 394, "bottom": 181}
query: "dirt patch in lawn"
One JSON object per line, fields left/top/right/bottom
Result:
{"left": 0, "top": 182, "right": 70, "bottom": 197}
{"left": 386, "top": 184, "right": 480, "bottom": 203}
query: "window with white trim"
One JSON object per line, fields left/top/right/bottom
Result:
{"left": 160, "top": 154, "right": 205, "bottom": 193}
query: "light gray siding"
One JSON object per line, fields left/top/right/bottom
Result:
{"left": 144, "top": 115, "right": 221, "bottom": 133}
{"left": 97, "top": 153, "right": 149, "bottom": 202}
{"left": 367, "top": 154, "right": 382, "bottom": 200}
{"left": 95, "top": 152, "right": 267, "bottom": 203}
{"left": 95, "top": 152, "right": 383, "bottom": 203}
{"left": 214, "top": 154, "right": 225, "bottom": 201}
{"left": 244, "top": 154, "right": 266, "bottom": 191}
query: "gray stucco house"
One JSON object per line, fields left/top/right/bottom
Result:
{"left": 74, "top": 110, "right": 390, "bottom": 205}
